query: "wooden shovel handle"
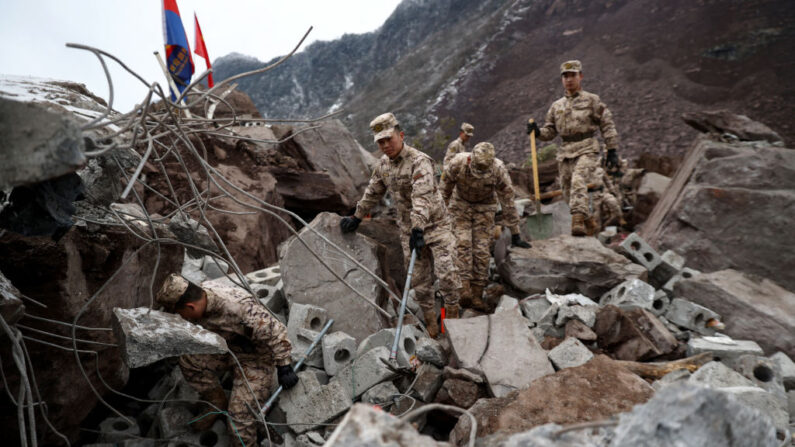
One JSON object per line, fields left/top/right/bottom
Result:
{"left": 528, "top": 119, "right": 541, "bottom": 203}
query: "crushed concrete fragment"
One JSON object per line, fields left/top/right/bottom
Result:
{"left": 665, "top": 298, "right": 720, "bottom": 335}
{"left": 599, "top": 278, "right": 655, "bottom": 310}
{"left": 361, "top": 381, "right": 400, "bottom": 406}
{"left": 278, "top": 370, "right": 352, "bottom": 434}
{"left": 323, "top": 403, "right": 440, "bottom": 447}
{"left": 548, "top": 338, "right": 594, "bottom": 370}
{"left": 769, "top": 352, "right": 795, "bottom": 391}
{"left": 415, "top": 337, "right": 447, "bottom": 368}
{"left": 331, "top": 346, "right": 398, "bottom": 400}
{"left": 322, "top": 331, "right": 356, "bottom": 377}
{"left": 687, "top": 335, "right": 764, "bottom": 362}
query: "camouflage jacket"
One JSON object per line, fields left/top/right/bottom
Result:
{"left": 440, "top": 152, "right": 521, "bottom": 235}
{"left": 354, "top": 144, "right": 448, "bottom": 232}
{"left": 197, "top": 280, "right": 292, "bottom": 366}
{"left": 443, "top": 137, "right": 467, "bottom": 167}
{"left": 539, "top": 89, "right": 618, "bottom": 160}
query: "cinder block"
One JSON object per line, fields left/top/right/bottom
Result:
{"left": 355, "top": 326, "right": 420, "bottom": 368}
{"left": 650, "top": 289, "right": 670, "bottom": 316}
{"left": 547, "top": 337, "right": 594, "bottom": 370}
{"left": 650, "top": 250, "right": 686, "bottom": 287}
{"left": 619, "top": 233, "right": 661, "bottom": 271}
{"left": 331, "top": 346, "right": 398, "bottom": 400}
{"left": 254, "top": 283, "right": 286, "bottom": 313}
{"left": 687, "top": 335, "right": 764, "bottom": 363}
{"left": 730, "top": 354, "right": 786, "bottom": 396}
{"left": 769, "top": 352, "right": 795, "bottom": 391}
{"left": 597, "top": 226, "right": 618, "bottom": 245}
{"left": 665, "top": 298, "right": 720, "bottom": 335}
{"left": 245, "top": 265, "right": 281, "bottom": 286}
{"left": 662, "top": 267, "right": 701, "bottom": 297}
{"left": 322, "top": 331, "right": 356, "bottom": 376}
{"left": 287, "top": 303, "right": 329, "bottom": 368}
{"left": 157, "top": 406, "right": 193, "bottom": 439}
{"left": 599, "top": 278, "right": 655, "bottom": 310}
{"left": 98, "top": 416, "right": 140, "bottom": 443}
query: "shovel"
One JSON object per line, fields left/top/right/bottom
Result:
{"left": 525, "top": 119, "right": 554, "bottom": 240}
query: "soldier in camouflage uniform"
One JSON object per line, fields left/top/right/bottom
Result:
{"left": 441, "top": 142, "right": 531, "bottom": 311}
{"left": 528, "top": 60, "right": 621, "bottom": 236}
{"left": 156, "top": 274, "right": 297, "bottom": 446}
{"left": 443, "top": 122, "right": 474, "bottom": 167}
{"left": 588, "top": 166, "right": 623, "bottom": 233}
{"left": 340, "top": 113, "right": 461, "bottom": 337}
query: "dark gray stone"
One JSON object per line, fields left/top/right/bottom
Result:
{"left": 278, "top": 370, "right": 352, "bottom": 434}
{"left": 97, "top": 416, "right": 140, "bottom": 443}
{"left": 415, "top": 337, "right": 447, "bottom": 368}
{"left": 682, "top": 110, "right": 784, "bottom": 143}
{"left": 548, "top": 338, "right": 594, "bottom": 370}
{"left": 168, "top": 212, "right": 219, "bottom": 257}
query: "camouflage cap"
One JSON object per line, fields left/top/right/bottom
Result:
{"left": 156, "top": 273, "right": 189, "bottom": 312}
{"left": 560, "top": 60, "right": 582, "bottom": 74}
{"left": 470, "top": 142, "right": 495, "bottom": 178}
{"left": 370, "top": 112, "right": 399, "bottom": 142}
{"left": 461, "top": 122, "right": 474, "bottom": 136}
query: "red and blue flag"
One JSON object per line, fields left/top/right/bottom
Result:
{"left": 162, "top": 0, "right": 194, "bottom": 100}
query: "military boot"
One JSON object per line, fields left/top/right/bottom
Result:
{"left": 444, "top": 302, "right": 460, "bottom": 319}
{"left": 585, "top": 215, "right": 599, "bottom": 236}
{"left": 469, "top": 284, "right": 489, "bottom": 313}
{"left": 571, "top": 213, "right": 587, "bottom": 236}
{"left": 193, "top": 386, "right": 228, "bottom": 431}
{"left": 423, "top": 309, "right": 439, "bottom": 338}
{"left": 459, "top": 280, "right": 472, "bottom": 308}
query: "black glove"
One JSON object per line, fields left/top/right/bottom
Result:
{"left": 277, "top": 365, "right": 299, "bottom": 390}
{"left": 526, "top": 121, "right": 540, "bottom": 137}
{"left": 606, "top": 149, "right": 619, "bottom": 169}
{"left": 409, "top": 228, "right": 425, "bottom": 254}
{"left": 340, "top": 216, "right": 361, "bottom": 233}
{"left": 512, "top": 233, "right": 531, "bottom": 248}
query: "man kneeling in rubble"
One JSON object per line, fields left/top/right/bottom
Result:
{"left": 156, "top": 274, "right": 298, "bottom": 445}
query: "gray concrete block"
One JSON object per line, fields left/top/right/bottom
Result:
{"left": 650, "top": 289, "right": 670, "bottom": 316}
{"left": 411, "top": 364, "right": 443, "bottom": 402}
{"left": 287, "top": 303, "right": 329, "bottom": 368}
{"left": 355, "top": 326, "right": 420, "bottom": 368}
{"left": 599, "top": 279, "right": 655, "bottom": 310}
{"left": 415, "top": 337, "right": 447, "bottom": 368}
{"left": 721, "top": 386, "right": 789, "bottom": 431}
{"left": 201, "top": 256, "right": 229, "bottom": 280}
{"left": 652, "top": 368, "right": 691, "bottom": 391}
{"left": 181, "top": 253, "right": 207, "bottom": 285}
{"left": 662, "top": 267, "right": 701, "bottom": 297}
{"left": 687, "top": 335, "right": 764, "bottom": 363}
{"left": 253, "top": 283, "right": 286, "bottom": 313}
{"left": 361, "top": 381, "right": 400, "bottom": 406}
{"left": 547, "top": 337, "right": 594, "bottom": 370}
{"left": 555, "top": 305, "right": 598, "bottom": 328}
{"left": 665, "top": 298, "right": 720, "bottom": 335}
{"left": 278, "top": 370, "right": 353, "bottom": 434}
{"left": 689, "top": 361, "right": 757, "bottom": 388}
{"left": 245, "top": 265, "right": 281, "bottom": 286}
{"left": 650, "top": 249, "right": 686, "bottom": 287}
{"left": 619, "top": 232, "right": 662, "bottom": 271}
{"left": 731, "top": 354, "right": 786, "bottom": 396}
{"left": 322, "top": 331, "right": 356, "bottom": 376}
{"left": 443, "top": 366, "right": 485, "bottom": 384}
{"left": 331, "top": 346, "right": 398, "bottom": 400}
{"left": 597, "top": 226, "right": 618, "bottom": 245}
{"left": 520, "top": 296, "right": 558, "bottom": 328}
{"left": 495, "top": 295, "right": 522, "bottom": 316}
{"left": 98, "top": 416, "right": 140, "bottom": 443}
{"left": 770, "top": 352, "right": 795, "bottom": 391}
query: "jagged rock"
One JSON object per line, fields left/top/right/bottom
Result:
{"left": 674, "top": 269, "right": 795, "bottom": 359}
{"left": 689, "top": 361, "right": 757, "bottom": 389}
{"left": 356, "top": 326, "right": 421, "bottom": 368}
{"left": 682, "top": 110, "right": 784, "bottom": 143}
{"left": 354, "top": 216, "right": 406, "bottom": 291}
{"left": 641, "top": 138, "right": 795, "bottom": 293}
{"left": 361, "top": 381, "right": 399, "bottom": 406}
{"left": 611, "top": 383, "right": 778, "bottom": 446}
{"left": 443, "top": 366, "right": 485, "bottom": 384}
{"left": 0, "top": 270, "right": 25, "bottom": 325}
{"left": 449, "top": 355, "right": 654, "bottom": 445}
{"left": 548, "top": 338, "right": 594, "bottom": 370}
{"left": 330, "top": 346, "right": 398, "bottom": 400}
{"left": 435, "top": 378, "right": 481, "bottom": 409}
{"left": 0, "top": 97, "right": 85, "bottom": 189}
{"left": 280, "top": 212, "right": 389, "bottom": 342}
{"left": 652, "top": 369, "right": 691, "bottom": 391}
{"left": 416, "top": 337, "right": 447, "bottom": 368}
{"left": 412, "top": 364, "right": 444, "bottom": 402}
{"left": 445, "top": 311, "right": 554, "bottom": 397}
{"left": 324, "top": 403, "right": 440, "bottom": 447}
{"left": 555, "top": 304, "right": 598, "bottom": 328}
{"left": 481, "top": 422, "right": 613, "bottom": 447}
{"left": 278, "top": 371, "right": 352, "bottom": 434}
{"left": 564, "top": 319, "right": 597, "bottom": 341}
{"left": 112, "top": 307, "right": 228, "bottom": 368}
{"left": 168, "top": 212, "right": 219, "bottom": 257}
{"left": 594, "top": 305, "right": 678, "bottom": 361}
{"left": 494, "top": 295, "right": 521, "bottom": 316}
{"left": 720, "top": 387, "right": 789, "bottom": 433}
{"left": 498, "top": 235, "right": 646, "bottom": 297}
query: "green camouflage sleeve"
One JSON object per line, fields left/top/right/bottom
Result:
{"left": 354, "top": 163, "right": 387, "bottom": 220}
{"left": 440, "top": 160, "right": 458, "bottom": 204}
{"left": 595, "top": 98, "right": 618, "bottom": 150}
{"left": 539, "top": 104, "right": 558, "bottom": 141}
{"left": 495, "top": 163, "right": 521, "bottom": 235}
{"left": 241, "top": 299, "right": 292, "bottom": 366}
{"left": 443, "top": 139, "right": 463, "bottom": 166}
{"left": 409, "top": 157, "right": 437, "bottom": 230}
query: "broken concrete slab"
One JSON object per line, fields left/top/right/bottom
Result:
{"left": 331, "top": 346, "right": 398, "bottom": 400}
{"left": 355, "top": 326, "right": 420, "bottom": 368}
{"left": 720, "top": 386, "right": 789, "bottom": 432}
{"left": 322, "top": 331, "right": 356, "bottom": 377}
{"left": 689, "top": 361, "right": 757, "bottom": 389}
{"left": 434, "top": 378, "right": 481, "bottom": 409}
{"left": 618, "top": 232, "right": 661, "bottom": 272}
{"left": 112, "top": 307, "right": 228, "bottom": 368}
{"left": 594, "top": 305, "right": 678, "bottom": 361}
{"left": 665, "top": 298, "right": 720, "bottom": 335}
{"left": 411, "top": 364, "right": 444, "bottom": 402}
{"left": 361, "top": 381, "right": 399, "bottom": 406}
{"left": 415, "top": 337, "right": 447, "bottom": 368}
{"left": 770, "top": 352, "right": 795, "bottom": 391}
{"left": 674, "top": 269, "right": 795, "bottom": 359}
{"left": 445, "top": 311, "right": 554, "bottom": 397}
{"left": 494, "top": 295, "right": 522, "bottom": 316}
{"left": 498, "top": 235, "right": 647, "bottom": 297}
{"left": 278, "top": 370, "right": 352, "bottom": 434}
{"left": 323, "top": 403, "right": 440, "bottom": 447}
{"left": 599, "top": 278, "right": 655, "bottom": 310}
{"left": 280, "top": 212, "right": 390, "bottom": 342}
{"left": 287, "top": 303, "right": 328, "bottom": 368}
{"left": 611, "top": 383, "right": 778, "bottom": 447}
{"left": 687, "top": 335, "right": 764, "bottom": 363}
{"left": 548, "top": 338, "right": 594, "bottom": 370}
{"left": 555, "top": 304, "right": 598, "bottom": 328}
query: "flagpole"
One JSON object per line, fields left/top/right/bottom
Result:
{"left": 154, "top": 51, "right": 192, "bottom": 118}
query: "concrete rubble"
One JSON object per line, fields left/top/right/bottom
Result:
{"left": 324, "top": 404, "right": 440, "bottom": 447}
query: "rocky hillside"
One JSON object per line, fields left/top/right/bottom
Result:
{"left": 214, "top": 0, "right": 795, "bottom": 163}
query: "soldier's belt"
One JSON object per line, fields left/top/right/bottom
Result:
{"left": 561, "top": 132, "right": 595, "bottom": 143}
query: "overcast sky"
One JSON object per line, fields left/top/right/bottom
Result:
{"left": 0, "top": 0, "right": 402, "bottom": 111}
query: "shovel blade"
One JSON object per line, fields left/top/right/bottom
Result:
{"left": 525, "top": 212, "right": 555, "bottom": 240}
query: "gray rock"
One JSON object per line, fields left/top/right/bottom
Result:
{"left": 201, "top": 255, "right": 229, "bottom": 280}
{"left": 157, "top": 406, "right": 194, "bottom": 439}
{"left": 324, "top": 403, "right": 440, "bottom": 447}
{"left": 331, "top": 346, "right": 398, "bottom": 400}
{"left": 296, "top": 431, "right": 325, "bottom": 447}
{"left": 689, "top": 361, "right": 757, "bottom": 389}
{"left": 0, "top": 97, "right": 86, "bottom": 189}
{"left": 168, "top": 212, "right": 219, "bottom": 257}
{"left": 181, "top": 253, "right": 207, "bottom": 285}
{"left": 520, "top": 296, "right": 558, "bottom": 328}
{"left": 675, "top": 269, "right": 795, "bottom": 359}
{"left": 731, "top": 354, "right": 786, "bottom": 396}
{"left": 412, "top": 364, "right": 443, "bottom": 402}
{"left": 280, "top": 212, "right": 389, "bottom": 341}
{"left": 599, "top": 279, "right": 655, "bottom": 310}
{"left": 548, "top": 338, "right": 594, "bottom": 370}
{"left": 489, "top": 422, "right": 612, "bottom": 447}
{"left": 112, "top": 307, "right": 228, "bottom": 368}
{"left": 650, "top": 249, "right": 684, "bottom": 287}
{"left": 687, "top": 335, "right": 764, "bottom": 363}
{"left": 97, "top": 416, "right": 140, "bottom": 443}
{"left": 612, "top": 383, "right": 778, "bottom": 447}
{"left": 682, "top": 110, "right": 784, "bottom": 143}
{"left": 652, "top": 368, "right": 691, "bottom": 391}
{"left": 769, "top": 352, "right": 795, "bottom": 391}
{"left": 322, "top": 331, "right": 356, "bottom": 377}
{"left": 494, "top": 295, "right": 522, "bottom": 316}
{"left": 664, "top": 298, "right": 720, "bottom": 335}
{"left": 147, "top": 367, "right": 200, "bottom": 404}
{"left": 555, "top": 305, "right": 598, "bottom": 328}
{"left": 287, "top": 303, "right": 329, "bottom": 368}
{"left": 361, "top": 381, "right": 400, "bottom": 406}
{"left": 443, "top": 366, "right": 485, "bottom": 384}
{"left": 278, "top": 370, "right": 352, "bottom": 434}
{"left": 355, "top": 326, "right": 420, "bottom": 368}
{"left": 499, "top": 235, "right": 646, "bottom": 297}
{"left": 415, "top": 337, "right": 447, "bottom": 368}
{"left": 445, "top": 311, "right": 554, "bottom": 397}
{"left": 720, "top": 386, "right": 789, "bottom": 431}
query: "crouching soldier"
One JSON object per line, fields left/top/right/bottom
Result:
{"left": 156, "top": 274, "right": 298, "bottom": 446}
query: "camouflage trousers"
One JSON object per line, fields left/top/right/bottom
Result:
{"left": 590, "top": 166, "right": 623, "bottom": 229}
{"left": 559, "top": 152, "right": 600, "bottom": 216}
{"left": 180, "top": 353, "right": 276, "bottom": 446}
{"left": 400, "top": 220, "right": 461, "bottom": 312}
{"left": 449, "top": 200, "right": 494, "bottom": 287}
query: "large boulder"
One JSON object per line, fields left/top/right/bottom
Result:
{"left": 682, "top": 110, "right": 784, "bottom": 143}
{"left": 641, "top": 137, "right": 795, "bottom": 292}
{"left": 498, "top": 235, "right": 647, "bottom": 297}
{"left": 449, "top": 355, "right": 654, "bottom": 446}
{"left": 675, "top": 269, "right": 795, "bottom": 358}
{"left": 280, "top": 212, "right": 390, "bottom": 342}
